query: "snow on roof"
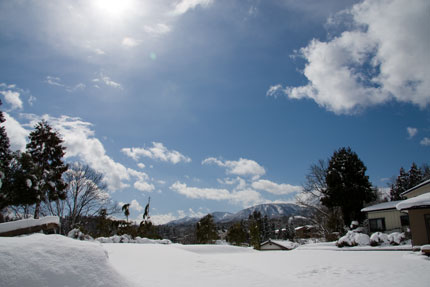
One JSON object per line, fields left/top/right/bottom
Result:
{"left": 361, "top": 200, "right": 404, "bottom": 212}
{"left": 0, "top": 216, "right": 60, "bottom": 234}
{"left": 396, "top": 192, "right": 430, "bottom": 210}
{"left": 261, "top": 239, "right": 298, "bottom": 250}
{"left": 401, "top": 179, "right": 430, "bottom": 196}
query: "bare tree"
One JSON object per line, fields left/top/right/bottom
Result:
{"left": 60, "top": 163, "right": 119, "bottom": 231}
{"left": 296, "top": 159, "right": 344, "bottom": 238}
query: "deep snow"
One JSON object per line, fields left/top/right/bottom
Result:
{"left": 1, "top": 234, "right": 429, "bottom": 287}
{"left": 0, "top": 234, "right": 134, "bottom": 287}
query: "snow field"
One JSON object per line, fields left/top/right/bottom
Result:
{"left": 1, "top": 234, "right": 429, "bottom": 287}
{"left": 104, "top": 243, "right": 430, "bottom": 287}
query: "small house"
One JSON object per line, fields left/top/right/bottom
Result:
{"left": 260, "top": 239, "right": 296, "bottom": 251}
{"left": 396, "top": 191, "right": 430, "bottom": 246}
{"left": 401, "top": 179, "right": 430, "bottom": 199}
{"left": 361, "top": 201, "right": 409, "bottom": 233}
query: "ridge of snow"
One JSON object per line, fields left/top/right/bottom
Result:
{"left": 0, "top": 216, "right": 60, "bottom": 233}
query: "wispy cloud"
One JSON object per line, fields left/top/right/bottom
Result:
{"left": 420, "top": 138, "right": 430, "bottom": 146}
{"left": 407, "top": 127, "right": 418, "bottom": 139}
{"left": 268, "top": 0, "right": 429, "bottom": 114}
{"left": 172, "top": 0, "right": 214, "bottom": 15}
{"left": 144, "top": 23, "right": 171, "bottom": 36}
{"left": 202, "top": 157, "right": 266, "bottom": 179}
{"left": 93, "top": 74, "right": 122, "bottom": 89}
{"left": 121, "top": 37, "right": 140, "bottom": 48}
{"left": 170, "top": 181, "right": 265, "bottom": 207}
{"left": 251, "top": 179, "right": 302, "bottom": 195}
{"left": 122, "top": 142, "right": 191, "bottom": 164}
{"left": 44, "top": 76, "right": 86, "bottom": 92}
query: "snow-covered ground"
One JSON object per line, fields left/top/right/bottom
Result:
{"left": 1, "top": 234, "right": 429, "bottom": 287}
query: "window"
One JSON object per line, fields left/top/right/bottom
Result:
{"left": 400, "top": 214, "right": 409, "bottom": 226}
{"left": 369, "top": 218, "right": 386, "bottom": 232}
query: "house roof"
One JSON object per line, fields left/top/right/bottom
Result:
{"left": 260, "top": 239, "right": 297, "bottom": 250}
{"left": 361, "top": 200, "right": 404, "bottom": 212}
{"left": 401, "top": 179, "right": 430, "bottom": 196}
{"left": 396, "top": 192, "right": 430, "bottom": 210}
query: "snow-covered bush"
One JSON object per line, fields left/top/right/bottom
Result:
{"left": 67, "top": 228, "right": 94, "bottom": 241}
{"left": 370, "top": 232, "right": 390, "bottom": 246}
{"left": 337, "top": 231, "right": 370, "bottom": 247}
{"left": 95, "top": 234, "right": 172, "bottom": 245}
{"left": 388, "top": 232, "right": 405, "bottom": 245}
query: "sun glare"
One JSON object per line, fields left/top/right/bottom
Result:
{"left": 93, "top": 0, "right": 135, "bottom": 18}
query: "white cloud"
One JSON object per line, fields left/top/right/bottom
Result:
{"left": 134, "top": 180, "right": 155, "bottom": 192}
{"left": 150, "top": 208, "right": 206, "bottom": 225}
{"left": 137, "top": 163, "right": 146, "bottom": 169}
{"left": 19, "top": 114, "right": 152, "bottom": 192}
{"left": 252, "top": 179, "right": 303, "bottom": 195}
{"left": 130, "top": 199, "right": 144, "bottom": 212}
{"left": 121, "top": 37, "right": 140, "bottom": 48}
{"left": 150, "top": 213, "right": 177, "bottom": 225}
{"left": 45, "top": 76, "right": 86, "bottom": 93}
{"left": 407, "top": 127, "right": 418, "bottom": 139}
{"left": 420, "top": 137, "right": 430, "bottom": 146}
{"left": 170, "top": 181, "right": 231, "bottom": 201}
{"left": 3, "top": 113, "right": 28, "bottom": 151}
{"left": 170, "top": 181, "right": 265, "bottom": 207}
{"left": 269, "top": 0, "right": 430, "bottom": 114}
{"left": 122, "top": 142, "right": 191, "bottom": 164}
{"left": 202, "top": 157, "right": 265, "bottom": 179}
{"left": 45, "top": 76, "right": 64, "bottom": 87}
{"left": 173, "top": 0, "right": 213, "bottom": 15}
{"left": 93, "top": 74, "right": 122, "bottom": 89}
{"left": 144, "top": 24, "right": 171, "bottom": 36}
{"left": 0, "top": 90, "right": 23, "bottom": 110}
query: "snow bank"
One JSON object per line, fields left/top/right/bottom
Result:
{"left": 0, "top": 234, "right": 134, "bottom": 287}
{"left": 0, "top": 216, "right": 59, "bottom": 233}
{"left": 337, "top": 231, "right": 370, "bottom": 247}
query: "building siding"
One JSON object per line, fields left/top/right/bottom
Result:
{"left": 367, "top": 209, "right": 406, "bottom": 232}
{"left": 408, "top": 209, "right": 430, "bottom": 246}
{"left": 404, "top": 183, "right": 430, "bottom": 199}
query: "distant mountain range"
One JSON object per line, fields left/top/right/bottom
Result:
{"left": 165, "top": 203, "right": 309, "bottom": 226}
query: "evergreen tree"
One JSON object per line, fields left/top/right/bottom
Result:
{"left": 226, "top": 221, "right": 248, "bottom": 246}
{"left": 248, "top": 211, "right": 262, "bottom": 249}
{"left": 26, "top": 120, "right": 67, "bottom": 218}
{"left": 322, "top": 147, "right": 376, "bottom": 225}
{"left": 0, "top": 100, "right": 12, "bottom": 210}
{"left": 390, "top": 167, "right": 409, "bottom": 200}
{"left": 390, "top": 163, "right": 428, "bottom": 201}
{"left": 408, "top": 163, "right": 423, "bottom": 188}
{"left": 196, "top": 214, "right": 218, "bottom": 244}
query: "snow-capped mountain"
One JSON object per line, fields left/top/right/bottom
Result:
{"left": 165, "top": 203, "right": 308, "bottom": 225}
{"left": 222, "top": 203, "right": 309, "bottom": 222}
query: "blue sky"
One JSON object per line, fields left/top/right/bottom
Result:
{"left": 0, "top": 0, "right": 429, "bottom": 224}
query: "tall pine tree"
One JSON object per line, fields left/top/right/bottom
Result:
{"left": 322, "top": 147, "right": 376, "bottom": 225}
{"left": 390, "top": 167, "right": 409, "bottom": 200}
{"left": 26, "top": 120, "right": 67, "bottom": 218}
{"left": 0, "top": 100, "right": 12, "bottom": 211}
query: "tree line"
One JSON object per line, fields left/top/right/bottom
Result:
{"left": 298, "top": 147, "right": 429, "bottom": 240}
{"left": 0, "top": 101, "right": 121, "bottom": 236}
